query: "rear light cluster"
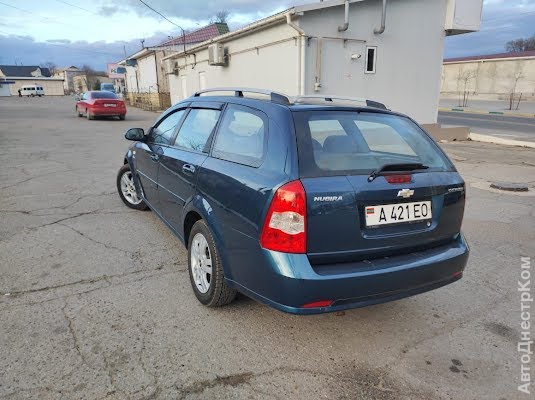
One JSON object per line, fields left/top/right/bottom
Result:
{"left": 260, "top": 180, "right": 306, "bottom": 253}
{"left": 384, "top": 174, "right": 412, "bottom": 184}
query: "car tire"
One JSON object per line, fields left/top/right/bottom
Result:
{"left": 87, "top": 110, "right": 94, "bottom": 120}
{"left": 116, "top": 164, "right": 148, "bottom": 211}
{"left": 119, "top": 115, "right": 125, "bottom": 120}
{"left": 76, "top": 107, "right": 82, "bottom": 117}
{"left": 188, "top": 220, "right": 237, "bottom": 307}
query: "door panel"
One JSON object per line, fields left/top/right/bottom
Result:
{"left": 134, "top": 143, "right": 162, "bottom": 207}
{"left": 136, "top": 109, "right": 187, "bottom": 210}
{"left": 157, "top": 108, "right": 221, "bottom": 234}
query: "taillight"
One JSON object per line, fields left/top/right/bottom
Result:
{"left": 384, "top": 174, "right": 412, "bottom": 184}
{"left": 260, "top": 180, "right": 306, "bottom": 253}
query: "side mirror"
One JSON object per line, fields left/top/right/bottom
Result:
{"left": 125, "top": 128, "right": 145, "bottom": 141}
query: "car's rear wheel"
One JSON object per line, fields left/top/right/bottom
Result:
{"left": 76, "top": 107, "right": 82, "bottom": 117}
{"left": 116, "top": 164, "right": 148, "bottom": 210}
{"left": 119, "top": 115, "right": 125, "bottom": 120}
{"left": 188, "top": 220, "right": 237, "bottom": 307}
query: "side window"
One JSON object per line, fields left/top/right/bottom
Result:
{"left": 150, "top": 109, "right": 186, "bottom": 145}
{"left": 174, "top": 108, "right": 220, "bottom": 152}
{"left": 212, "top": 105, "right": 267, "bottom": 167}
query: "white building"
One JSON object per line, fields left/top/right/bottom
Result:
{"left": 163, "top": 0, "right": 483, "bottom": 124}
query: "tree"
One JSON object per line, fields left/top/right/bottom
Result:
{"left": 506, "top": 35, "right": 535, "bottom": 52}
{"left": 43, "top": 61, "right": 57, "bottom": 75}
{"left": 456, "top": 69, "right": 477, "bottom": 107}
{"left": 508, "top": 67, "right": 525, "bottom": 110}
{"left": 93, "top": 79, "right": 101, "bottom": 91}
{"left": 213, "top": 10, "right": 229, "bottom": 23}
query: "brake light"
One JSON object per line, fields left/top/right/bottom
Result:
{"left": 260, "top": 180, "right": 306, "bottom": 253}
{"left": 384, "top": 174, "right": 412, "bottom": 184}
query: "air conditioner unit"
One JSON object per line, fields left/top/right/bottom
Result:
{"left": 208, "top": 43, "right": 227, "bottom": 66}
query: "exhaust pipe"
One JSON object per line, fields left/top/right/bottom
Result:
{"left": 374, "top": 0, "right": 387, "bottom": 34}
{"left": 338, "top": 0, "right": 349, "bottom": 32}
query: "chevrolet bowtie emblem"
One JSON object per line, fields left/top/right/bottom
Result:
{"left": 397, "top": 189, "right": 414, "bottom": 198}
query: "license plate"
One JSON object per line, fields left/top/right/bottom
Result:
{"left": 104, "top": 104, "right": 117, "bottom": 107}
{"left": 365, "top": 201, "right": 432, "bottom": 227}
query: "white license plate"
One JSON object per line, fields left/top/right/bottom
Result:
{"left": 365, "top": 201, "right": 432, "bottom": 227}
{"left": 104, "top": 104, "right": 117, "bottom": 107}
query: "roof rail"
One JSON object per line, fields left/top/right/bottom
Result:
{"left": 292, "top": 95, "right": 388, "bottom": 110}
{"left": 193, "top": 87, "right": 291, "bottom": 105}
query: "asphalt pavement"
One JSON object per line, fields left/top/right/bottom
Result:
{"left": 1, "top": 96, "right": 534, "bottom": 400}
{"left": 438, "top": 111, "right": 535, "bottom": 142}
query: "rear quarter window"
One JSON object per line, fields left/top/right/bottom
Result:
{"left": 293, "top": 110, "right": 452, "bottom": 177}
{"left": 212, "top": 104, "right": 267, "bottom": 167}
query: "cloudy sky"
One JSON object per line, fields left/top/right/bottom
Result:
{"left": 0, "top": 0, "right": 533, "bottom": 70}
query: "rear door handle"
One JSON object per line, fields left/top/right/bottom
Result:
{"left": 182, "top": 164, "right": 196, "bottom": 174}
{"left": 150, "top": 154, "right": 160, "bottom": 162}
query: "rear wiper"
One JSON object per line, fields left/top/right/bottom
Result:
{"left": 367, "top": 163, "right": 429, "bottom": 182}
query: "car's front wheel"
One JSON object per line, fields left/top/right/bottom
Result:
{"left": 116, "top": 164, "right": 148, "bottom": 210}
{"left": 188, "top": 220, "right": 237, "bottom": 307}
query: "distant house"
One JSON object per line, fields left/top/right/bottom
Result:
{"left": 73, "top": 74, "right": 113, "bottom": 93}
{"left": 0, "top": 65, "right": 64, "bottom": 96}
{"left": 163, "top": 0, "right": 484, "bottom": 124}
{"left": 118, "top": 22, "right": 229, "bottom": 110}
{"left": 441, "top": 50, "right": 535, "bottom": 101}
{"left": 53, "top": 66, "right": 84, "bottom": 94}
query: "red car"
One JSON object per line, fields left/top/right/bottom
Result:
{"left": 76, "top": 91, "right": 127, "bottom": 120}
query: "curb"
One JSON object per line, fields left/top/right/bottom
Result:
{"left": 469, "top": 132, "right": 535, "bottom": 149}
{"left": 439, "top": 108, "right": 535, "bottom": 118}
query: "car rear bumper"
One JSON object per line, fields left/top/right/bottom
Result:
{"left": 227, "top": 233, "right": 469, "bottom": 315}
{"left": 91, "top": 106, "right": 126, "bottom": 116}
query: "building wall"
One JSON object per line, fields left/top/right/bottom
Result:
{"left": 441, "top": 58, "right": 535, "bottom": 100}
{"left": 9, "top": 79, "right": 64, "bottom": 95}
{"left": 137, "top": 54, "right": 158, "bottom": 93}
{"left": 168, "top": 23, "right": 300, "bottom": 105}
{"left": 300, "top": 0, "right": 448, "bottom": 124}
{"left": 124, "top": 66, "right": 139, "bottom": 93}
{"left": 0, "top": 83, "right": 12, "bottom": 96}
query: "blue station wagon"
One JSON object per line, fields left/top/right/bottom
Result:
{"left": 117, "top": 88, "right": 469, "bottom": 314}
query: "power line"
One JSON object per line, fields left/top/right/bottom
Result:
{"left": 0, "top": 0, "right": 78, "bottom": 28}
{"left": 54, "top": 0, "right": 99, "bottom": 16}
{"left": 137, "top": 0, "right": 184, "bottom": 30}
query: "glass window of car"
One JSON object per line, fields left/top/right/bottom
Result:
{"left": 150, "top": 109, "right": 186, "bottom": 145}
{"left": 293, "top": 111, "right": 452, "bottom": 177}
{"left": 91, "top": 91, "right": 117, "bottom": 99}
{"left": 174, "top": 108, "right": 220, "bottom": 152}
{"left": 212, "top": 105, "right": 267, "bottom": 167}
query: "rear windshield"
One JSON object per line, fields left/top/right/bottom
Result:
{"left": 91, "top": 91, "right": 117, "bottom": 99}
{"left": 293, "top": 111, "right": 452, "bottom": 177}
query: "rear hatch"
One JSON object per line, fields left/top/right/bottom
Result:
{"left": 292, "top": 109, "right": 465, "bottom": 265}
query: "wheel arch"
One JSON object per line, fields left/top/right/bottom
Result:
{"left": 183, "top": 195, "right": 232, "bottom": 279}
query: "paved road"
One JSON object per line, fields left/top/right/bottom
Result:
{"left": 438, "top": 111, "right": 535, "bottom": 142}
{"left": 1, "top": 96, "right": 534, "bottom": 399}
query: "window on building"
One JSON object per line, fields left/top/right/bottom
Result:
{"left": 212, "top": 105, "right": 267, "bottom": 167}
{"left": 174, "top": 109, "right": 220, "bottom": 152}
{"left": 365, "top": 46, "right": 377, "bottom": 74}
